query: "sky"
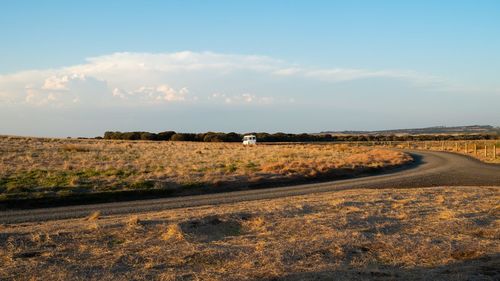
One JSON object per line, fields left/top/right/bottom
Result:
{"left": 1, "top": 0, "right": 499, "bottom": 137}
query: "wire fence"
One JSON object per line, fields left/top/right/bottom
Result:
{"left": 261, "top": 140, "right": 500, "bottom": 163}
{"left": 348, "top": 140, "right": 499, "bottom": 163}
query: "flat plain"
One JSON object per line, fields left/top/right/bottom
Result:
{"left": 1, "top": 136, "right": 499, "bottom": 281}
{"left": 0, "top": 136, "right": 411, "bottom": 201}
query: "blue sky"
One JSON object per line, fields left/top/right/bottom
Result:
{"left": 1, "top": 0, "right": 499, "bottom": 136}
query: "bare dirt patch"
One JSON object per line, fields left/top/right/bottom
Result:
{"left": 180, "top": 215, "right": 243, "bottom": 242}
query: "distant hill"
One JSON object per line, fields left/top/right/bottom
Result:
{"left": 320, "top": 125, "right": 500, "bottom": 136}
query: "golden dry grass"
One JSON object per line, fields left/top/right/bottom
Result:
{"left": 390, "top": 140, "right": 500, "bottom": 163}
{"left": 86, "top": 211, "right": 101, "bottom": 221}
{"left": 0, "top": 186, "right": 498, "bottom": 280}
{"left": 0, "top": 136, "right": 411, "bottom": 200}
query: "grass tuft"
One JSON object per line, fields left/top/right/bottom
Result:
{"left": 161, "top": 224, "right": 184, "bottom": 241}
{"left": 87, "top": 211, "right": 101, "bottom": 221}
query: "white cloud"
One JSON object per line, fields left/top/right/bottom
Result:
{"left": 70, "top": 51, "right": 281, "bottom": 75}
{"left": 0, "top": 51, "right": 453, "bottom": 108}
{"left": 42, "top": 74, "right": 85, "bottom": 90}
{"left": 273, "top": 65, "right": 442, "bottom": 85}
{"left": 272, "top": 67, "right": 302, "bottom": 76}
{"left": 112, "top": 85, "right": 190, "bottom": 103}
{"left": 209, "top": 92, "right": 275, "bottom": 105}
{"left": 42, "top": 76, "right": 68, "bottom": 91}
{"left": 72, "top": 51, "right": 440, "bottom": 85}
{"left": 24, "top": 85, "right": 78, "bottom": 107}
{"left": 18, "top": 74, "right": 109, "bottom": 106}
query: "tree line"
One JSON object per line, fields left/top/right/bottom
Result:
{"left": 102, "top": 131, "right": 498, "bottom": 142}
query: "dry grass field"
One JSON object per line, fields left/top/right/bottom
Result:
{"left": 0, "top": 186, "right": 498, "bottom": 280}
{"left": 386, "top": 140, "right": 500, "bottom": 164}
{"left": 0, "top": 136, "right": 411, "bottom": 201}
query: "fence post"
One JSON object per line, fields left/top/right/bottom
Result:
{"left": 474, "top": 143, "right": 477, "bottom": 156}
{"left": 494, "top": 145, "right": 497, "bottom": 159}
{"left": 484, "top": 145, "right": 488, "bottom": 157}
{"left": 465, "top": 142, "right": 468, "bottom": 153}
{"left": 441, "top": 141, "right": 445, "bottom": 150}
{"left": 455, "top": 142, "right": 458, "bottom": 152}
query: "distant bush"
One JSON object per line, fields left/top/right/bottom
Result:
{"left": 203, "top": 133, "right": 225, "bottom": 142}
{"left": 171, "top": 133, "right": 197, "bottom": 141}
{"left": 140, "top": 132, "right": 156, "bottom": 141}
{"left": 202, "top": 132, "right": 241, "bottom": 142}
{"left": 103, "top": 130, "right": 498, "bottom": 143}
{"left": 226, "top": 132, "right": 242, "bottom": 142}
{"left": 157, "top": 131, "right": 176, "bottom": 141}
{"left": 169, "top": 134, "right": 184, "bottom": 141}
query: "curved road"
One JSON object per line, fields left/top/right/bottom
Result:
{"left": 1, "top": 149, "right": 499, "bottom": 224}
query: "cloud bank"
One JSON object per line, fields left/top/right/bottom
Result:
{"left": 0, "top": 51, "right": 446, "bottom": 108}
{"left": 3, "top": 51, "right": 497, "bottom": 137}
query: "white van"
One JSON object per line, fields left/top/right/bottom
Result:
{"left": 242, "top": 135, "right": 257, "bottom": 145}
